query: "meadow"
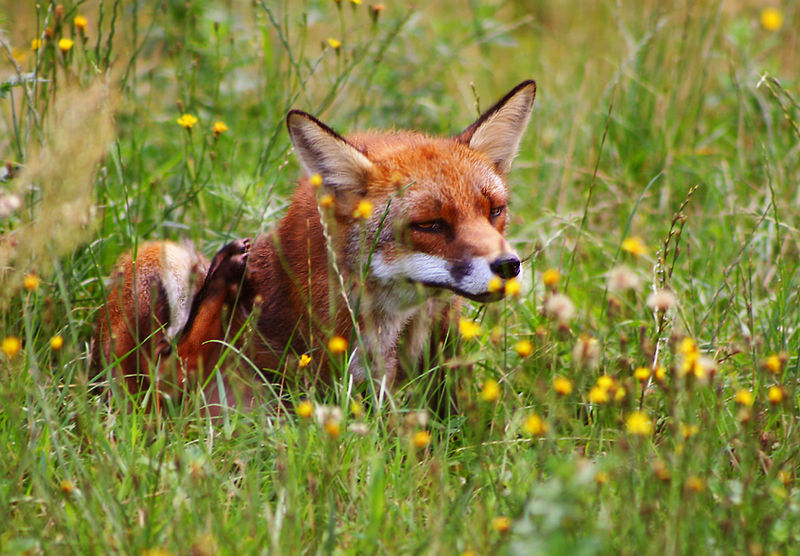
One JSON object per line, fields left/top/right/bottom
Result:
{"left": 1, "top": 0, "right": 799, "bottom": 554}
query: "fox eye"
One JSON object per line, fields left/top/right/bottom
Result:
{"left": 410, "top": 220, "right": 445, "bottom": 233}
{"left": 489, "top": 205, "right": 506, "bottom": 219}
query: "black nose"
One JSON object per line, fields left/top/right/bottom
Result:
{"left": 490, "top": 255, "right": 520, "bottom": 279}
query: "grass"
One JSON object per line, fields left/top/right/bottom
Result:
{"left": 1, "top": 0, "right": 799, "bottom": 554}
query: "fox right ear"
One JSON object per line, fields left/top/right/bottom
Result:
{"left": 287, "top": 110, "right": 374, "bottom": 193}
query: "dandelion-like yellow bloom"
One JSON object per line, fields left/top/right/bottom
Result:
{"left": 615, "top": 386, "right": 626, "bottom": 402}
{"left": 764, "top": 354, "right": 782, "bottom": 374}
{"left": 596, "top": 375, "right": 615, "bottom": 390}
{"left": 685, "top": 475, "right": 705, "bottom": 492}
{"left": 594, "top": 471, "right": 610, "bottom": 485}
{"left": 141, "top": 549, "right": 172, "bottom": 556}
{"left": 58, "top": 38, "right": 74, "bottom": 52}
{"left": 60, "top": 479, "right": 76, "bottom": 494}
{"left": 296, "top": 400, "right": 313, "bottom": 418}
{"left": 768, "top": 385, "right": 785, "bottom": 404}
{"left": 349, "top": 0, "right": 362, "bottom": 4}
{"left": 679, "top": 337, "right": 698, "bottom": 356}
{"left": 587, "top": 386, "right": 609, "bottom": 404}
{"left": 412, "top": 430, "right": 431, "bottom": 448}
{"left": 679, "top": 423, "right": 700, "bottom": 438}
{"left": 23, "top": 273, "right": 41, "bottom": 291}
{"left": 327, "top": 38, "right": 342, "bottom": 49}
{"left": 324, "top": 419, "right": 341, "bottom": 439}
{"left": 31, "top": 38, "right": 42, "bottom": 50}
{"left": 177, "top": 113, "right": 198, "bottom": 129}
{"left": 522, "top": 413, "right": 547, "bottom": 436}
{"left": 480, "top": 379, "right": 500, "bottom": 402}
{"left": 734, "top": 389, "right": 754, "bottom": 407}
{"left": 553, "top": 376, "right": 573, "bottom": 395}
{"left": 50, "top": 335, "right": 64, "bottom": 351}
{"left": 352, "top": 199, "right": 373, "bottom": 219}
{"left": 504, "top": 277, "right": 521, "bottom": 297}
{"left": 621, "top": 236, "right": 647, "bottom": 257}
{"left": 328, "top": 335, "right": 348, "bottom": 355}
{"left": 634, "top": 366, "right": 651, "bottom": 381}
{"left": 2, "top": 336, "right": 21, "bottom": 358}
{"left": 74, "top": 15, "right": 88, "bottom": 30}
{"left": 514, "top": 339, "right": 533, "bottom": 358}
{"left": 212, "top": 121, "right": 228, "bottom": 137}
{"left": 625, "top": 410, "right": 653, "bottom": 435}
{"left": 298, "top": 353, "right": 312, "bottom": 367}
{"left": 541, "top": 268, "right": 560, "bottom": 289}
{"left": 309, "top": 173, "right": 324, "bottom": 188}
{"left": 491, "top": 516, "right": 511, "bottom": 533}
{"left": 458, "top": 318, "right": 482, "bottom": 340}
{"left": 487, "top": 276, "right": 503, "bottom": 293}
{"left": 760, "top": 7, "right": 783, "bottom": 31}
{"left": 350, "top": 400, "right": 363, "bottom": 417}
{"left": 319, "top": 193, "right": 335, "bottom": 208}
{"left": 654, "top": 365, "right": 667, "bottom": 382}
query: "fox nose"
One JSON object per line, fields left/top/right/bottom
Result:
{"left": 490, "top": 255, "right": 521, "bottom": 279}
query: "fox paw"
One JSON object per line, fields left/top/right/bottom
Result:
{"left": 207, "top": 238, "right": 251, "bottom": 283}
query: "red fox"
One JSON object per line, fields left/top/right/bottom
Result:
{"left": 93, "top": 80, "right": 536, "bottom": 409}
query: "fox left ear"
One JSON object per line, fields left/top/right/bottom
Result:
{"left": 456, "top": 80, "right": 536, "bottom": 175}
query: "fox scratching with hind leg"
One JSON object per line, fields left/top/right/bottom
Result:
{"left": 92, "top": 79, "right": 536, "bottom": 412}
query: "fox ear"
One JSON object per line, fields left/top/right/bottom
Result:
{"left": 456, "top": 80, "right": 536, "bottom": 175}
{"left": 287, "top": 110, "right": 374, "bottom": 193}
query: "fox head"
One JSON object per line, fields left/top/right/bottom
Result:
{"left": 287, "top": 80, "right": 536, "bottom": 305}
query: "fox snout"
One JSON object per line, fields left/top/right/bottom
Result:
{"left": 490, "top": 254, "right": 521, "bottom": 279}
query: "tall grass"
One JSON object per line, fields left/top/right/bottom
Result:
{"left": 1, "top": 0, "right": 799, "bottom": 554}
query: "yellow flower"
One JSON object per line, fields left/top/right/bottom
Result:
{"left": 458, "top": 318, "right": 482, "bottom": 340}
{"left": 685, "top": 475, "right": 705, "bottom": 493}
{"left": 58, "top": 38, "right": 74, "bottom": 52}
{"left": 328, "top": 335, "right": 348, "bottom": 355}
{"left": 614, "top": 386, "right": 626, "bottom": 402}
{"left": 309, "top": 173, "right": 324, "bottom": 188}
{"left": 487, "top": 276, "right": 503, "bottom": 293}
{"left": 504, "top": 277, "right": 521, "bottom": 297}
{"left": 594, "top": 471, "right": 610, "bottom": 485}
{"left": 349, "top": 0, "right": 362, "bottom": 4}
{"left": 679, "top": 337, "right": 699, "bottom": 356}
{"left": 74, "top": 15, "right": 88, "bottom": 30}
{"left": 764, "top": 354, "right": 782, "bottom": 374}
{"left": 31, "top": 38, "right": 42, "bottom": 50}
{"left": 319, "top": 193, "right": 335, "bottom": 208}
{"left": 553, "top": 376, "right": 573, "bottom": 396}
{"left": 634, "top": 366, "right": 651, "bottom": 381}
{"left": 480, "top": 379, "right": 500, "bottom": 402}
{"left": 542, "top": 268, "right": 560, "bottom": 289}
{"left": 2, "top": 336, "right": 21, "bottom": 358}
{"left": 324, "top": 419, "right": 341, "bottom": 439}
{"left": 621, "top": 236, "right": 647, "bottom": 257}
{"left": 327, "top": 38, "right": 342, "bottom": 49}
{"left": 596, "top": 375, "right": 615, "bottom": 390}
{"left": 760, "top": 7, "right": 783, "bottom": 31}
{"left": 768, "top": 385, "right": 785, "bottom": 404}
{"left": 679, "top": 423, "right": 700, "bottom": 438}
{"left": 177, "top": 113, "right": 198, "bottom": 129}
{"left": 491, "top": 516, "right": 511, "bottom": 533}
{"left": 625, "top": 410, "right": 653, "bottom": 436}
{"left": 654, "top": 365, "right": 667, "bottom": 382}
{"left": 212, "top": 121, "right": 228, "bottom": 137}
{"left": 587, "top": 386, "right": 609, "bottom": 404}
{"left": 298, "top": 354, "right": 312, "bottom": 368}
{"left": 59, "top": 479, "right": 76, "bottom": 494}
{"left": 522, "top": 413, "right": 547, "bottom": 436}
{"left": 352, "top": 199, "right": 373, "bottom": 219}
{"left": 50, "top": 335, "right": 64, "bottom": 351}
{"left": 412, "top": 430, "right": 431, "bottom": 448}
{"left": 141, "top": 549, "right": 172, "bottom": 556}
{"left": 734, "top": 389, "right": 754, "bottom": 407}
{"left": 23, "top": 273, "right": 41, "bottom": 291}
{"left": 296, "top": 400, "right": 313, "bottom": 419}
{"left": 350, "top": 400, "right": 363, "bottom": 417}
{"left": 514, "top": 339, "right": 533, "bottom": 357}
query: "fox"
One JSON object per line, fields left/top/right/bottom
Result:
{"left": 93, "top": 80, "right": 536, "bottom": 410}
